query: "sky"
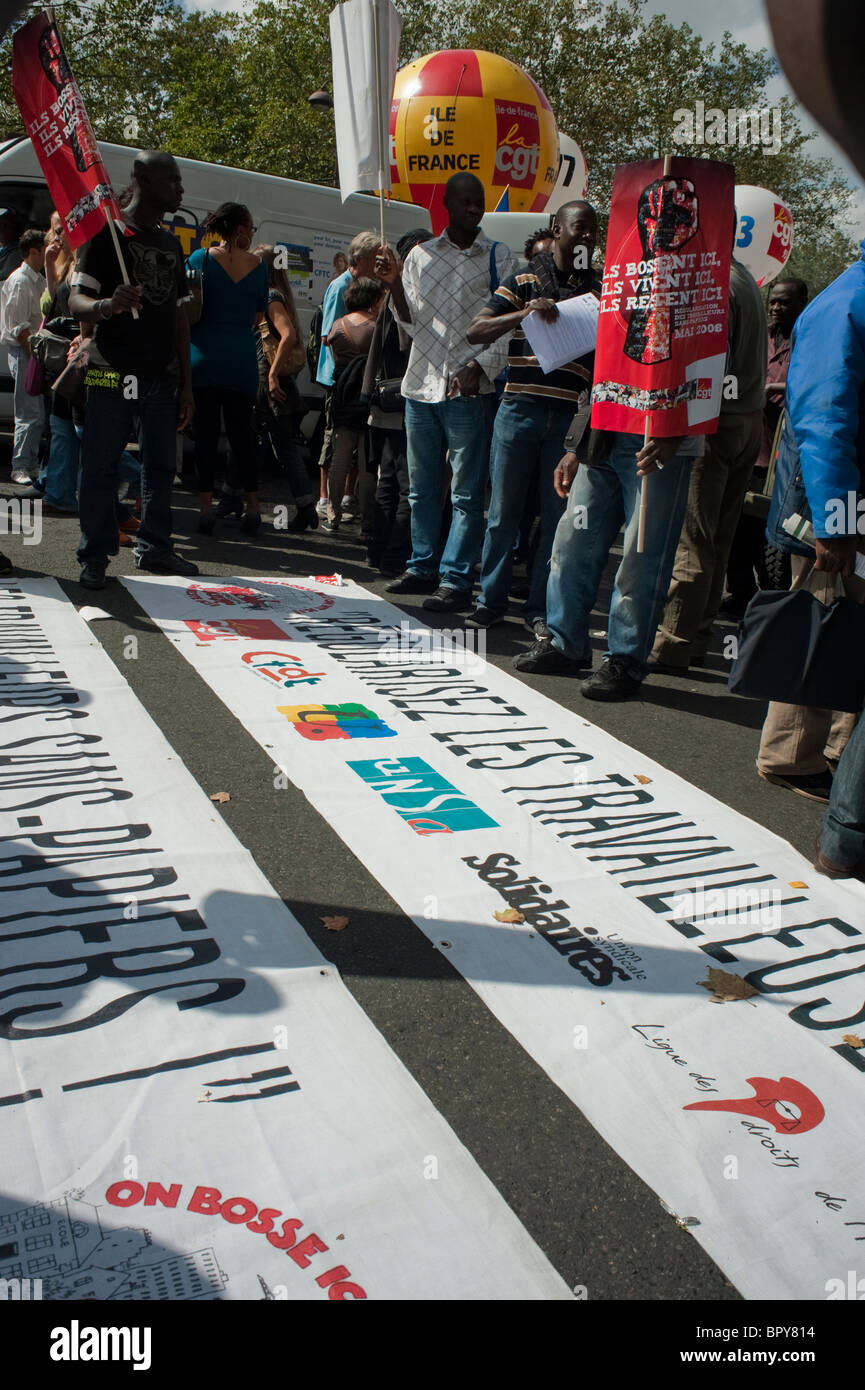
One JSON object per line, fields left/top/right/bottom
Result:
{"left": 182, "top": 0, "right": 865, "bottom": 225}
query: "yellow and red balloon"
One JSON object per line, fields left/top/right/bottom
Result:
{"left": 389, "top": 49, "right": 559, "bottom": 233}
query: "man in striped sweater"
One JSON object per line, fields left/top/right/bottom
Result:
{"left": 465, "top": 200, "right": 600, "bottom": 634}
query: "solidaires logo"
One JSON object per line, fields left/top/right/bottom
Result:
{"left": 348, "top": 756, "right": 498, "bottom": 834}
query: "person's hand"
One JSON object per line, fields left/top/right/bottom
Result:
{"left": 815, "top": 535, "right": 857, "bottom": 577}
{"left": 268, "top": 368, "right": 286, "bottom": 404}
{"left": 554, "top": 451, "right": 579, "bottom": 498}
{"left": 110, "top": 283, "right": 143, "bottom": 315}
{"left": 177, "top": 386, "right": 194, "bottom": 433}
{"left": 448, "top": 361, "right": 482, "bottom": 397}
{"left": 45, "top": 239, "right": 62, "bottom": 269}
{"left": 374, "top": 245, "right": 400, "bottom": 287}
{"left": 523, "top": 297, "right": 558, "bottom": 323}
{"left": 636, "top": 435, "right": 682, "bottom": 477}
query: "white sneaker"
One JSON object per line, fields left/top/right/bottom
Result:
{"left": 11, "top": 470, "right": 34, "bottom": 485}
{"left": 341, "top": 494, "right": 359, "bottom": 517}
{"left": 315, "top": 498, "right": 328, "bottom": 518}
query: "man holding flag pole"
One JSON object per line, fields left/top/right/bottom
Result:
{"left": 12, "top": 8, "right": 196, "bottom": 590}
{"left": 516, "top": 156, "right": 734, "bottom": 699}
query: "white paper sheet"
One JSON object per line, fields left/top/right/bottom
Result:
{"left": 521, "top": 293, "right": 600, "bottom": 373}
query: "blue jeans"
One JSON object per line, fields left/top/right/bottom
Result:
{"left": 41, "top": 411, "right": 81, "bottom": 511}
{"left": 78, "top": 378, "right": 178, "bottom": 566}
{"left": 545, "top": 432, "right": 693, "bottom": 679}
{"left": 822, "top": 713, "right": 865, "bottom": 866}
{"left": 404, "top": 394, "right": 495, "bottom": 590}
{"left": 479, "top": 395, "right": 570, "bottom": 620}
{"left": 8, "top": 344, "right": 45, "bottom": 477}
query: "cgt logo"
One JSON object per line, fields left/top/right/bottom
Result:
{"left": 186, "top": 619, "right": 290, "bottom": 642}
{"left": 684, "top": 1075, "right": 824, "bottom": 1133}
{"left": 278, "top": 703, "right": 396, "bottom": 741}
{"left": 349, "top": 756, "right": 498, "bottom": 834}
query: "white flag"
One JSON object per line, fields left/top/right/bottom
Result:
{"left": 330, "top": 0, "right": 402, "bottom": 202}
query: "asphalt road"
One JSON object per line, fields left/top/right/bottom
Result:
{"left": 1, "top": 458, "right": 832, "bottom": 1308}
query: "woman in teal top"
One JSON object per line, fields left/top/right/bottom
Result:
{"left": 187, "top": 202, "right": 268, "bottom": 534}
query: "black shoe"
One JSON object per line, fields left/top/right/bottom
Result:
{"left": 647, "top": 659, "right": 690, "bottom": 676}
{"left": 526, "top": 617, "right": 551, "bottom": 640}
{"left": 17, "top": 485, "right": 46, "bottom": 501}
{"left": 0, "top": 551, "right": 13, "bottom": 576}
{"left": 385, "top": 572, "right": 438, "bottom": 594}
{"left": 514, "top": 637, "right": 585, "bottom": 674}
{"left": 718, "top": 595, "right": 751, "bottom": 620}
{"left": 423, "top": 586, "right": 473, "bottom": 613}
{"left": 464, "top": 605, "right": 503, "bottom": 629}
{"left": 214, "top": 493, "right": 243, "bottom": 520}
{"left": 320, "top": 518, "right": 339, "bottom": 534}
{"left": 197, "top": 511, "right": 217, "bottom": 536}
{"left": 287, "top": 503, "right": 319, "bottom": 532}
{"left": 135, "top": 552, "right": 199, "bottom": 577}
{"left": 240, "top": 511, "right": 262, "bottom": 535}
{"left": 80, "top": 562, "right": 106, "bottom": 590}
{"left": 758, "top": 769, "right": 833, "bottom": 804}
{"left": 509, "top": 579, "right": 530, "bottom": 600}
{"left": 581, "top": 656, "right": 642, "bottom": 701}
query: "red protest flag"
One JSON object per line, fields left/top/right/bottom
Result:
{"left": 11, "top": 8, "right": 125, "bottom": 247}
{"left": 591, "top": 157, "right": 735, "bottom": 439}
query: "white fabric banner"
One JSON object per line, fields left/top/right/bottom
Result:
{"left": 0, "top": 579, "right": 570, "bottom": 1302}
{"left": 125, "top": 573, "right": 865, "bottom": 1302}
{"left": 330, "top": 0, "right": 401, "bottom": 201}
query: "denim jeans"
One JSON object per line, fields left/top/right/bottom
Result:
{"left": 822, "top": 712, "right": 865, "bottom": 866}
{"left": 404, "top": 394, "right": 495, "bottom": 591}
{"left": 370, "top": 425, "right": 411, "bottom": 568}
{"left": 78, "top": 377, "right": 178, "bottom": 566}
{"left": 545, "top": 432, "right": 693, "bottom": 679}
{"left": 8, "top": 344, "right": 45, "bottom": 477}
{"left": 40, "top": 410, "right": 81, "bottom": 511}
{"left": 479, "top": 395, "right": 570, "bottom": 620}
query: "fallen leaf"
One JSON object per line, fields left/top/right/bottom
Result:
{"left": 843, "top": 1034, "right": 865, "bottom": 1049}
{"left": 321, "top": 915, "right": 349, "bottom": 932}
{"left": 698, "top": 967, "right": 760, "bottom": 1004}
{"left": 789, "top": 880, "right": 808, "bottom": 889}
{"left": 634, "top": 775, "right": 653, "bottom": 785}
{"left": 210, "top": 791, "right": 230, "bottom": 804}
{"left": 494, "top": 908, "right": 525, "bottom": 923}
{"left": 197, "top": 1090, "right": 212, "bottom": 1103}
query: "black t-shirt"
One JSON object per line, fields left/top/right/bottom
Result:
{"left": 74, "top": 221, "right": 187, "bottom": 379}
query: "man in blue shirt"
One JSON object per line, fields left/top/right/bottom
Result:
{"left": 315, "top": 230, "right": 383, "bottom": 513}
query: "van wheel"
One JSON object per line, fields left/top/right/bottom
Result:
{"left": 758, "top": 543, "right": 791, "bottom": 591}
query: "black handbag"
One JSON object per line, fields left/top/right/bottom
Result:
{"left": 51, "top": 339, "right": 91, "bottom": 410}
{"left": 728, "top": 569, "right": 865, "bottom": 713}
{"left": 30, "top": 324, "right": 73, "bottom": 378}
{"left": 373, "top": 375, "right": 404, "bottom": 413}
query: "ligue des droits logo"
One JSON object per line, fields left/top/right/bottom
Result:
{"left": 348, "top": 756, "right": 498, "bottom": 834}
{"left": 279, "top": 703, "right": 396, "bottom": 742}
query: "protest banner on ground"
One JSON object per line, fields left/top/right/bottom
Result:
{"left": 0, "top": 579, "right": 571, "bottom": 1301}
{"left": 126, "top": 572, "right": 865, "bottom": 1301}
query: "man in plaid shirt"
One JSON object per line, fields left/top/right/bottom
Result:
{"left": 376, "top": 172, "right": 517, "bottom": 612}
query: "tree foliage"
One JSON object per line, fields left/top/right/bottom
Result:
{"left": 0, "top": 0, "right": 856, "bottom": 292}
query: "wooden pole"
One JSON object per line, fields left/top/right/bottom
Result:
{"left": 372, "top": 0, "right": 387, "bottom": 249}
{"left": 637, "top": 152, "right": 671, "bottom": 554}
{"left": 104, "top": 206, "right": 139, "bottom": 321}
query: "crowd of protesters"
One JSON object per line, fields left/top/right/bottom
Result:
{"left": 2, "top": 153, "right": 864, "bottom": 880}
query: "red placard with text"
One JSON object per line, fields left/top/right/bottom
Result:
{"left": 591, "top": 157, "right": 735, "bottom": 437}
{"left": 12, "top": 10, "right": 123, "bottom": 247}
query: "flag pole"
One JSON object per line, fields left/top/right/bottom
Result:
{"left": 372, "top": 0, "right": 386, "bottom": 249}
{"left": 637, "top": 152, "right": 671, "bottom": 554}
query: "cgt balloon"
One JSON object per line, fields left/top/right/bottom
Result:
{"left": 734, "top": 185, "right": 794, "bottom": 287}
{"left": 389, "top": 48, "right": 559, "bottom": 233}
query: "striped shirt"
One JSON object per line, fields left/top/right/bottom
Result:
{"left": 486, "top": 256, "right": 601, "bottom": 405}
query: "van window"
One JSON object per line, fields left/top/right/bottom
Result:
{"left": 0, "top": 181, "right": 55, "bottom": 231}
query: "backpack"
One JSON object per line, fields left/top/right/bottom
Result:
{"left": 306, "top": 304, "right": 324, "bottom": 378}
